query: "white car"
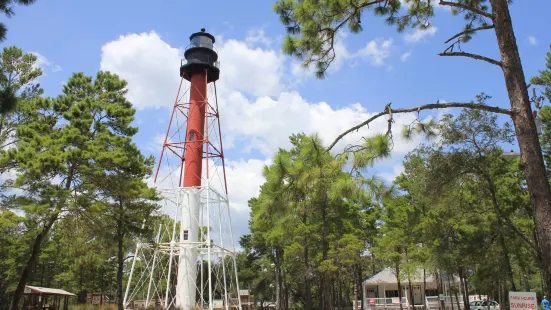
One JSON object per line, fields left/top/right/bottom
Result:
{"left": 469, "top": 300, "right": 500, "bottom": 310}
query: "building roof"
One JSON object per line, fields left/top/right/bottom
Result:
{"left": 239, "top": 289, "right": 250, "bottom": 296}
{"left": 7, "top": 285, "right": 76, "bottom": 296}
{"left": 363, "top": 268, "right": 458, "bottom": 285}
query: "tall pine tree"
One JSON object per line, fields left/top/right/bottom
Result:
{"left": 273, "top": 0, "right": 551, "bottom": 292}
{"left": 4, "top": 71, "right": 148, "bottom": 309}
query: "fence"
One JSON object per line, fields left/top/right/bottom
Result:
{"left": 427, "top": 296, "right": 465, "bottom": 310}
{"left": 364, "top": 297, "right": 410, "bottom": 309}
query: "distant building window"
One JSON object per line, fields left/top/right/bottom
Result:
{"left": 183, "top": 230, "right": 189, "bottom": 241}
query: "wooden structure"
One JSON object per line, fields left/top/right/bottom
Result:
{"left": 238, "top": 289, "right": 256, "bottom": 310}
{"left": 7, "top": 285, "right": 75, "bottom": 310}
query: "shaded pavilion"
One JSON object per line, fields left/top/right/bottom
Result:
{"left": 7, "top": 285, "right": 75, "bottom": 310}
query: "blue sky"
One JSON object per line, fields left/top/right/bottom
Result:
{"left": 3, "top": 0, "right": 551, "bottom": 240}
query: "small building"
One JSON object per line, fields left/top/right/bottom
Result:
{"left": 239, "top": 289, "right": 256, "bottom": 310}
{"left": 77, "top": 291, "right": 111, "bottom": 304}
{"left": 7, "top": 285, "right": 76, "bottom": 310}
{"left": 362, "top": 268, "right": 459, "bottom": 308}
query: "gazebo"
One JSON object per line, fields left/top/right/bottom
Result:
{"left": 7, "top": 285, "right": 76, "bottom": 310}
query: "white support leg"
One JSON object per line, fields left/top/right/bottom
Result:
{"left": 146, "top": 224, "right": 162, "bottom": 307}
{"left": 165, "top": 207, "right": 179, "bottom": 308}
{"left": 123, "top": 242, "right": 140, "bottom": 307}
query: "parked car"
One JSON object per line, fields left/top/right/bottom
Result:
{"left": 470, "top": 300, "right": 500, "bottom": 310}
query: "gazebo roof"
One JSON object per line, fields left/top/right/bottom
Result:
{"left": 8, "top": 285, "right": 76, "bottom": 296}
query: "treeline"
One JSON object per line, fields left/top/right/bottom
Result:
{"left": 240, "top": 50, "right": 551, "bottom": 310}
{"left": 0, "top": 46, "right": 161, "bottom": 310}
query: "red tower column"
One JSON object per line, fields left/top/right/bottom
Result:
{"left": 182, "top": 71, "right": 208, "bottom": 187}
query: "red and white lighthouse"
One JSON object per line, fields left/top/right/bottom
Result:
{"left": 124, "top": 29, "right": 240, "bottom": 310}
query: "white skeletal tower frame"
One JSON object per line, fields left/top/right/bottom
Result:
{"left": 123, "top": 76, "right": 242, "bottom": 310}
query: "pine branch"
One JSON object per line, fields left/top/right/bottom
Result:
{"left": 477, "top": 167, "right": 539, "bottom": 253}
{"left": 438, "top": 51, "right": 502, "bottom": 67}
{"left": 438, "top": 0, "right": 493, "bottom": 19}
{"left": 326, "top": 102, "right": 511, "bottom": 151}
{"left": 307, "top": 0, "right": 385, "bottom": 77}
{"left": 444, "top": 25, "right": 495, "bottom": 44}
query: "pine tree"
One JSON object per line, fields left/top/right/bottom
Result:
{"left": 5, "top": 71, "right": 146, "bottom": 309}
{"left": 531, "top": 45, "right": 551, "bottom": 103}
{"left": 84, "top": 148, "right": 159, "bottom": 310}
{"left": 0, "top": 208, "right": 25, "bottom": 306}
{"left": 531, "top": 45, "right": 551, "bottom": 176}
{"left": 0, "top": 46, "right": 42, "bottom": 172}
{"left": 249, "top": 133, "right": 381, "bottom": 310}
{"left": 395, "top": 107, "right": 538, "bottom": 301}
{"left": 273, "top": 1, "right": 551, "bottom": 292}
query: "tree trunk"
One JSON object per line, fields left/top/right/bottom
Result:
{"left": 9, "top": 212, "right": 59, "bottom": 310}
{"left": 464, "top": 276, "right": 471, "bottom": 310}
{"left": 409, "top": 277, "right": 414, "bottom": 308}
{"left": 447, "top": 275, "right": 454, "bottom": 310}
{"left": 499, "top": 232, "right": 517, "bottom": 291}
{"left": 489, "top": 0, "right": 551, "bottom": 295}
{"left": 321, "top": 203, "right": 333, "bottom": 310}
{"left": 117, "top": 224, "right": 125, "bottom": 310}
{"left": 338, "top": 277, "right": 343, "bottom": 310}
{"left": 354, "top": 273, "right": 359, "bottom": 310}
{"left": 359, "top": 264, "right": 364, "bottom": 310}
{"left": 303, "top": 212, "right": 312, "bottom": 310}
{"left": 275, "top": 250, "right": 280, "bottom": 309}
{"left": 275, "top": 247, "right": 286, "bottom": 310}
{"left": 396, "top": 266, "right": 403, "bottom": 310}
{"left": 436, "top": 272, "right": 441, "bottom": 296}
{"left": 283, "top": 265, "right": 289, "bottom": 310}
{"left": 423, "top": 269, "right": 427, "bottom": 310}
{"left": 458, "top": 268, "right": 470, "bottom": 310}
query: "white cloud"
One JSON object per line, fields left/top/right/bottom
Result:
{"left": 289, "top": 33, "right": 394, "bottom": 80}
{"left": 146, "top": 132, "right": 167, "bottom": 153}
{"left": 99, "top": 30, "right": 428, "bottom": 240}
{"left": 528, "top": 36, "right": 537, "bottom": 45}
{"left": 224, "top": 159, "right": 271, "bottom": 212}
{"left": 288, "top": 34, "right": 353, "bottom": 83}
{"left": 31, "top": 52, "right": 50, "bottom": 68}
{"left": 149, "top": 157, "right": 270, "bottom": 213}
{"left": 216, "top": 37, "right": 285, "bottom": 97}
{"left": 356, "top": 38, "right": 393, "bottom": 66}
{"left": 100, "top": 31, "right": 285, "bottom": 109}
{"left": 30, "top": 52, "right": 62, "bottom": 75}
{"left": 404, "top": 26, "right": 438, "bottom": 43}
{"left": 220, "top": 91, "right": 422, "bottom": 157}
{"left": 100, "top": 31, "right": 182, "bottom": 109}
{"left": 245, "top": 28, "right": 273, "bottom": 48}
{"left": 401, "top": 52, "right": 412, "bottom": 62}
{"left": 331, "top": 36, "right": 353, "bottom": 71}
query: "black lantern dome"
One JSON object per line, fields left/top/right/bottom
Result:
{"left": 179, "top": 28, "right": 220, "bottom": 82}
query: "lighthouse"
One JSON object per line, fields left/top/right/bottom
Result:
{"left": 176, "top": 28, "right": 220, "bottom": 309}
{"left": 123, "top": 29, "right": 241, "bottom": 310}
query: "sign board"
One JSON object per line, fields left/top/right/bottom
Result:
{"left": 369, "top": 298, "right": 375, "bottom": 305}
{"left": 392, "top": 298, "right": 399, "bottom": 304}
{"left": 509, "top": 292, "right": 537, "bottom": 310}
